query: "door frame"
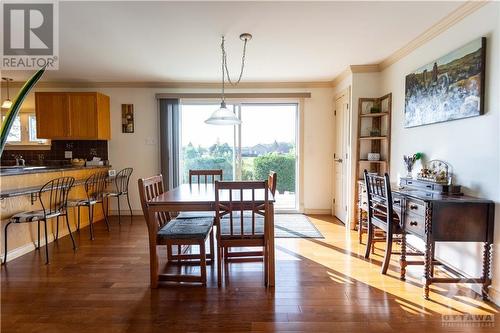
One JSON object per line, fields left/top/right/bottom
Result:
{"left": 333, "top": 87, "right": 353, "bottom": 229}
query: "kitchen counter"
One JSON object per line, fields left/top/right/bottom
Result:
{"left": 0, "top": 165, "right": 113, "bottom": 199}
{"left": 0, "top": 164, "right": 110, "bottom": 176}
{"left": 0, "top": 165, "right": 111, "bottom": 262}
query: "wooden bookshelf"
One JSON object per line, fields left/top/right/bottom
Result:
{"left": 354, "top": 93, "right": 392, "bottom": 241}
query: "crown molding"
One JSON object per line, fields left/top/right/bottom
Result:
{"left": 378, "top": 0, "right": 489, "bottom": 70}
{"left": 331, "top": 0, "right": 489, "bottom": 86}
{"left": 350, "top": 64, "right": 380, "bottom": 73}
{"left": 331, "top": 68, "right": 351, "bottom": 87}
{"left": 5, "top": 80, "right": 334, "bottom": 89}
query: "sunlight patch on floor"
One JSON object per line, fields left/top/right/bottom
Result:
{"left": 274, "top": 214, "right": 497, "bottom": 317}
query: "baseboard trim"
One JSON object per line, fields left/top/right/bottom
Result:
{"left": 1, "top": 232, "right": 59, "bottom": 264}
{"left": 1, "top": 219, "right": 101, "bottom": 264}
{"left": 303, "top": 209, "right": 332, "bottom": 215}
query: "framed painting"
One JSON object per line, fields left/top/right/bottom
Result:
{"left": 404, "top": 37, "right": 486, "bottom": 128}
{"left": 121, "top": 104, "right": 134, "bottom": 133}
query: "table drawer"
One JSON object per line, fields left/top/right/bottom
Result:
{"left": 405, "top": 213, "right": 425, "bottom": 237}
{"left": 402, "top": 178, "right": 435, "bottom": 191}
{"left": 406, "top": 199, "right": 425, "bottom": 217}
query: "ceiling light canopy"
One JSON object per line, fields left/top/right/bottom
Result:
{"left": 205, "top": 33, "right": 252, "bottom": 126}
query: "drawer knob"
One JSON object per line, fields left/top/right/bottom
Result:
{"left": 426, "top": 185, "right": 432, "bottom": 188}
{"left": 393, "top": 200, "right": 400, "bottom": 204}
{"left": 410, "top": 204, "right": 418, "bottom": 210}
{"left": 410, "top": 221, "right": 418, "bottom": 226}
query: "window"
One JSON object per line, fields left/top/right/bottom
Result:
{"left": 1, "top": 113, "right": 50, "bottom": 149}
{"left": 28, "top": 115, "right": 44, "bottom": 143}
{"left": 179, "top": 102, "right": 299, "bottom": 211}
{"left": 4, "top": 116, "right": 21, "bottom": 142}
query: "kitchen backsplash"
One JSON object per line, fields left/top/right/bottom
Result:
{"left": 1, "top": 140, "right": 108, "bottom": 166}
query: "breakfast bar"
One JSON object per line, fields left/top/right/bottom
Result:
{"left": 0, "top": 165, "right": 110, "bottom": 263}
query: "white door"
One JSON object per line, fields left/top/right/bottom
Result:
{"left": 333, "top": 92, "right": 349, "bottom": 223}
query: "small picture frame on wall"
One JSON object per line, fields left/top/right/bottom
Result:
{"left": 121, "top": 104, "right": 134, "bottom": 133}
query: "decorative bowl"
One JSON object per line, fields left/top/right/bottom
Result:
{"left": 71, "top": 159, "right": 86, "bottom": 167}
{"left": 367, "top": 153, "right": 380, "bottom": 161}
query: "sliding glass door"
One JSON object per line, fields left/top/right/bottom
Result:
{"left": 179, "top": 102, "right": 299, "bottom": 211}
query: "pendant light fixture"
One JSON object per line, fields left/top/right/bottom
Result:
{"left": 1, "top": 78, "right": 13, "bottom": 109}
{"left": 205, "top": 33, "right": 252, "bottom": 125}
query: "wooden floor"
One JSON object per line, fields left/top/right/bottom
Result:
{"left": 1, "top": 215, "right": 498, "bottom": 332}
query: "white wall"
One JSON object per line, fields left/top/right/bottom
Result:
{"left": 380, "top": 2, "right": 500, "bottom": 303}
{"left": 1, "top": 86, "right": 335, "bottom": 214}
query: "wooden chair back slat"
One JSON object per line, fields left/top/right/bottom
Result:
{"left": 215, "top": 180, "right": 269, "bottom": 239}
{"left": 363, "top": 170, "right": 394, "bottom": 228}
{"left": 138, "top": 175, "right": 170, "bottom": 230}
{"left": 189, "top": 169, "right": 223, "bottom": 185}
{"left": 268, "top": 171, "right": 277, "bottom": 196}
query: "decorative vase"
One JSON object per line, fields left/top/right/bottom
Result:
{"left": 406, "top": 166, "right": 413, "bottom": 178}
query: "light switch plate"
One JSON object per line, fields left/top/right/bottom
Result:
{"left": 64, "top": 151, "right": 72, "bottom": 159}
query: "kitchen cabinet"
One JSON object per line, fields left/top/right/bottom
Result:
{"left": 35, "top": 92, "right": 110, "bottom": 140}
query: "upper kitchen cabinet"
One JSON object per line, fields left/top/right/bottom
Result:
{"left": 35, "top": 92, "right": 111, "bottom": 140}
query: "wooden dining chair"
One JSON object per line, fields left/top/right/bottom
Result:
{"left": 268, "top": 171, "right": 277, "bottom": 196}
{"left": 189, "top": 169, "right": 223, "bottom": 185}
{"left": 138, "top": 175, "right": 214, "bottom": 286}
{"left": 363, "top": 170, "right": 406, "bottom": 277}
{"left": 176, "top": 169, "right": 224, "bottom": 220}
{"left": 215, "top": 180, "right": 270, "bottom": 286}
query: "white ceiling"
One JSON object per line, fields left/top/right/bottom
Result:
{"left": 3, "top": 1, "right": 465, "bottom": 83}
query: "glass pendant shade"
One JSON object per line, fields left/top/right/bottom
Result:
{"left": 1, "top": 99, "right": 12, "bottom": 109}
{"left": 205, "top": 102, "right": 241, "bottom": 125}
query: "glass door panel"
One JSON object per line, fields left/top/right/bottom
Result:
{"left": 239, "top": 104, "right": 298, "bottom": 210}
{"left": 179, "top": 104, "right": 236, "bottom": 183}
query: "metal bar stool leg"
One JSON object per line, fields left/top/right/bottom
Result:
{"left": 37, "top": 221, "right": 41, "bottom": 249}
{"left": 88, "top": 205, "right": 95, "bottom": 240}
{"left": 3, "top": 222, "right": 12, "bottom": 264}
{"left": 117, "top": 196, "right": 121, "bottom": 225}
{"left": 126, "top": 192, "right": 133, "bottom": 224}
{"left": 77, "top": 206, "right": 81, "bottom": 231}
{"left": 64, "top": 213, "right": 77, "bottom": 251}
{"left": 55, "top": 216, "right": 60, "bottom": 241}
{"left": 101, "top": 201, "right": 110, "bottom": 231}
{"left": 43, "top": 219, "right": 49, "bottom": 264}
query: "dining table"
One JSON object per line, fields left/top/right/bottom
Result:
{"left": 145, "top": 183, "right": 276, "bottom": 287}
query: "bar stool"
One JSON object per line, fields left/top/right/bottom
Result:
{"left": 67, "top": 171, "right": 110, "bottom": 240}
{"left": 4, "top": 177, "right": 76, "bottom": 264}
{"left": 105, "top": 167, "right": 133, "bottom": 224}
